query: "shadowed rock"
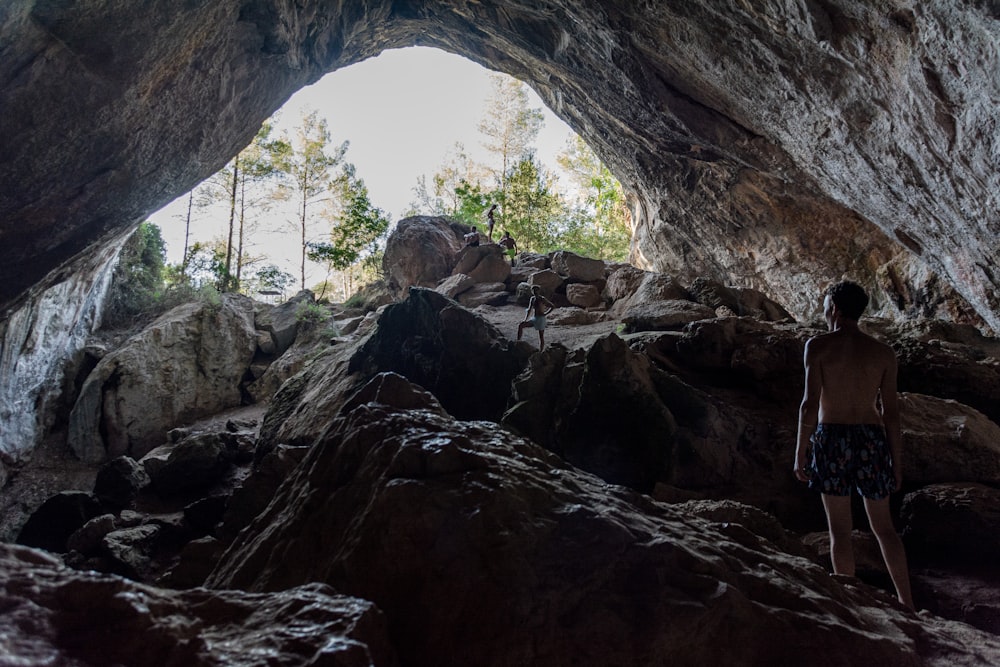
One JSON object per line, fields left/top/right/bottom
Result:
{"left": 207, "top": 380, "right": 1000, "bottom": 665}
{"left": 0, "top": 543, "right": 395, "bottom": 666}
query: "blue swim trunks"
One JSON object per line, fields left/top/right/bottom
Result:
{"left": 808, "top": 424, "right": 895, "bottom": 499}
{"left": 531, "top": 315, "right": 547, "bottom": 331}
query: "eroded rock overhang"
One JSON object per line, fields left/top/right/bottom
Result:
{"left": 0, "top": 1, "right": 997, "bottom": 327}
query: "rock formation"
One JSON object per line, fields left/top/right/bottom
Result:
{"left": 4, "top": 218, "right": 1000, "bottom": 662}
{"left": 1, "top": 1, "right": 998, "bottom": 332}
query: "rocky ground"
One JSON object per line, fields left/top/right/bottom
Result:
{"left": 3, "top": 218, "right": 1000, "bottom": 664}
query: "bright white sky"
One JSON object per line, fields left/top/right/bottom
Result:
{"left": 150, "top": 46, "right": 578, "bottom": 274}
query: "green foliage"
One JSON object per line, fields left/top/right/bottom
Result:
{"left": 409, "top": 75, "right": 632, "bottom": 262}
{"left": 102, "top": 222, "right": 167, "bottom": 328}
{"left": 295, "top": 301, "right": 327, "bottom": 327}
{"left": 498, "top": 156, "right": 561, "bottom": 253}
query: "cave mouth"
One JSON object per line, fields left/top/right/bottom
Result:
{"left": 151, "top": 45, "right": 598, "bottom": 289}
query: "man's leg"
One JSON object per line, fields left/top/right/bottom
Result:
{"left": 538, "top": 329, "right": 545, "bottom": 350}
{"left": 863, "top": 496, "right": 915, "bottom": 609}
{"left": 517, "top": 321, "right": 528, "bottom": 341}
{"left": 821, "top": 494, "right": 855, "bottom": 576}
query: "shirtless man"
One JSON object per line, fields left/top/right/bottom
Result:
{"left": 517, "top": 285, "right": 555, "bottom": 350}
{"left": 794, "top": 280, "right": 914, "bottom": 609}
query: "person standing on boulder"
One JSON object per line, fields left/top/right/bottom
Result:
{"left": 794, "top": 280, "right": 914, "bottom": 610}
{"left": 486, "top": 204, "right": 497, "bottom": 242}
{"left": 517, "top": 285, "right": 555, "bottom": 350}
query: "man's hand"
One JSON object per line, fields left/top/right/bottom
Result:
{"left": 793, "top": 453, "right": 810, "bottom": 483}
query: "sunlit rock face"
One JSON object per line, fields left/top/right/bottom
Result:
{"left": 1, "top": 1, "right": 998, "bottom": 328}
{"left": 0, "top": 237, "right": 121, "bottom": 465}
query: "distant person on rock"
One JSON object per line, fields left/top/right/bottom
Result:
{"left": 464, "top": 225, "right": 481, "bottom": 247}
{"left": 794, "top": 280, "right": 914, "bottom": 610}
{"left": 498, "top": 231, "right": 517, "bottom": 266}
{"left": 486, "top": 204, "right": 497, "bottom": 242}
{"left": 517, "top": 285, "right": 555, "bottom": 350}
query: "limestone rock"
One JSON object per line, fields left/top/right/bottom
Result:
{"left": 94, "top": 456, "right": 150, "bottom": 510}
{"left": 734, "top": 287, "right": 795, "bottom": 322}
{"left": 893, "top": 335, "right": 1000, "bottom": 425}
{"left": 901, "top": 483, "right": 1000, "bottom": 563}
{"left": 527, "top": 269, "right": 563, "bottom": 297}
{"left": 456, "top": 282, "right": 509, "bottom": 308}
{"left": 208, "top": 393, "right": 1000, "bottom": 665}
{"left": 383, "top": 216, "right": 464, "bottom": 297}
{"left": 0, "top": 543, "right": 394, "bottom": 666}
{"left": 453, "top": 244, "right": 511, "bottom": 284}
{"left": 435, "top": 273, "right": 476, "bottom": 299}
{"left": 67, "top": 294, "right": 257, "bottom": 463}
{"left": 621, "top": 299, "right": 716, "bottom": 332}
{"left": 899, "top": 393, "right": 1000, "bottom": 485}
{"left": 66, "top": 513, "right": 117, "bottom": 555}
{"left": 142, "top": 432, "right": 238, "bottom": 496}
{"left": 347, "top": 288, "right": 532, "bottom": 423}
{"left": 515, "top": 253, "right": 549, "bottom": 270}
{"left": 254, "top": 289, "right": 313, "bottom": 355}
{"left": 565, "top": 283, "right": 601, "bottom": 308}
{"left": 688, "top": 277, "right": 742, "bottom": 313}
{"left": 550, "top": 250, "right": 607, "bottom": 282}
{"left": 17, "top": 491, "right": 102, "bottom": 553}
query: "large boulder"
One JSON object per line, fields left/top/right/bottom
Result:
{"left": 899, "top": 393, "right": 1000, "bottom": 485}
{"left": 621, "top": 299, "right": 716, "bottom": 332}
{"left": 0, "top": 543, "right": 394, "bottom": 666}
{"left": 383, "top": 216, "right": 464, "bottom": 298}
{"left": 253, "top": 289, "right": 314, "bottom": 355}
{"left": 550, "top": 250, "right": 607, "bottom": 282}
{"left": 901, "top": 483, "right": 1000, "bottom": 564}
{"left": 207, "top": 386, "right": 1000, "bottom": 665}
{"left": 453, "top": 244, "right": 511, "bottom": 284}
{"left": 67, "top": 294, "right": 257, "bottom": 463}
{"left": 348, "top": 288, "right": 532, "bottom": 423}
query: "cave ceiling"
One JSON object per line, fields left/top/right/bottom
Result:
{"left": 1, "top": 1, "right": 997, "bottom": 327}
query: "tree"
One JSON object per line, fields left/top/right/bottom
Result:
{"left": 555, "top": 136, "right": 632, "bottom": 261}
{"left": 478, "top": 74, "right": 545, "bottom": 206}
{"left": 274, "top": 109, "right": 348, "bottom": 290}
{"left": 500, "top": 156, "right": 562, "bottom": 253}
{"left": 308, "top": 165, "right": 390, "bottom": 300}
{"left": 409, "top": 142, "right": 489, "bottom": 217}
{"left": 103, "top": 222, "right": 167, "bottom": 328}
{"left": 193, "top": 121, "right": 289, "bottom": 291}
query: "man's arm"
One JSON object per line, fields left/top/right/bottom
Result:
{"left": 880, "top": 347, "right": 903, "bottom": 491}
{"left": 542, "top": 297, "right": 555, "bottom": 315}
{"left": 795, "top": 338, "right": 821, "bottom": 482}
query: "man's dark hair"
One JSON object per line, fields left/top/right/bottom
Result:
{"left": 826, "top": 280, "right": 868, "bottom": 320}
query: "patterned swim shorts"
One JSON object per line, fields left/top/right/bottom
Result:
{"left": 808, "top": 423, "right": 895, "bottom": 499}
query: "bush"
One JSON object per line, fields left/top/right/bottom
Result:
{"left": 102, "top": 222, "right": 167, "bottom": 329}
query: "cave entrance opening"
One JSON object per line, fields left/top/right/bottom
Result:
{"left": 149, "top": 46, "right": 628, "bottom": 304}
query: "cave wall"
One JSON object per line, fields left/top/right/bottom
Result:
{"left": 0, "top": 1, "right": 997, "bottom": 329}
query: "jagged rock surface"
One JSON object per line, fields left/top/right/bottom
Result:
{"left": 207, "top": 384, "right": 1000, "bottom": 666}
{"left": 0, "top": 543, "right": 395, "bottom": 666}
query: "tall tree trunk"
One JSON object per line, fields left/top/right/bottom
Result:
{"left": 181, "top": 190, "right": 194, "bottom": 279}
{"left": 300, "top": 171, "right": 308, "bottom": 291}
{"left": 236, "top": 171, "right": 246, "bottom": 291}
{"left": 224, "top": 155, "right": 240, "bottom": 291}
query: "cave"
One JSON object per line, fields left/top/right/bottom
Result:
{"left": 2, "top": 1, "right": 1000, "bottom": 664}
{"left": 2, "top": 1, "right": 998, "bottom": 328}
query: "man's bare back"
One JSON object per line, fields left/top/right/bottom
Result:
{"left": 807, "top": 328, "right": 894, "bottom": 424}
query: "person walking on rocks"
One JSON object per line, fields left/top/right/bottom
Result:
{"left": 794, "top": 280, "right": 914, "bottom": 610}
{"left": 517, "top": 285, "right": 555, "bottom": 350}
{"left": 498, "top": 231, "right": 517, "bottom": 266}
